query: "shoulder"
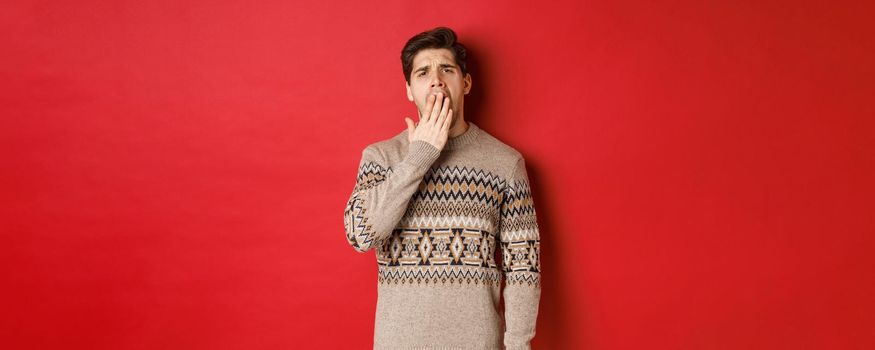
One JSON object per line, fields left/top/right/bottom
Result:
{"left": 475, "top": 125, "right": 525, "bottom": 170}
{"left": 480, "top": 131, "right": 522, "bottom": 159}
{"left": 360, "top": 128, "right": 409, "bottom": 164}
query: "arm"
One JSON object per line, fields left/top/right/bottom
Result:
{"left": 343, "top": 140, "right": 441, "bottom": 253}
{"left": 499, "top": 157, "right": 542, "bottom": 350}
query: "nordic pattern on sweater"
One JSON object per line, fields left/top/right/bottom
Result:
{"left": 343, "top": 122, "right": 541, "bottom": 350}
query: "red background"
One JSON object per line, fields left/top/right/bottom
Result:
{"left": 3, "top": 1, "right": 873, "bottom": 349}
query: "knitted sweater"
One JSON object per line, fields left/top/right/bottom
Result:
{"left": 343, "top": 122, "right": 542, "bottom": 350}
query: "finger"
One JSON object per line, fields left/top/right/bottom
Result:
{"left": 423, "top": 94, "right": 436, "bottom": 122}
{"left": 435, "top": 96, "right": 449, "bottom": 127}
{"left": 429, "top": 94, "right": 444, "bottom": 123}
{"left": 442, "top": 108, "right": 453, "bottom": 131}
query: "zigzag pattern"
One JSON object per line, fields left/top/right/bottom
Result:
{"left": 505, "top": 271, "right": 541, "bottom": 287}
{"left": 499, "top": 176, "right": 540, "bottom": 242}
{"left": 498, "top": 174, "right": 541, "bottom": 285}
{"left": 345, "top": 196, "right": 375, "bottom": 251}
{"left": 397, "top": 215, "right": 495, "bottom": 230}
{"left": 353, "top": 162, "right": 390, "bottom": 192}
{"left": 501, "top": 178, "right": 535, "bottom": 216}
{"left": 378, "top": 265, "right": 502, "bottom": 286}
{"left": 413, "top": 166, "right": 506, "bottom": 207}
{"left": 405, "top": 200, "right": 498, "bottom": 218}
{"left": 344, "top": 162, "right": 391, "bottom": 251}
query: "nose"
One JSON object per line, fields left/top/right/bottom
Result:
{"left": 429, "top": 72, "right": 445, "bottom": 89}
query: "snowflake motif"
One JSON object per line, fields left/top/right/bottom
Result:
{"left": 390, "top": 237, "right": 402, "bottom": 259}
{"left": 403, "top": 237, "right": 419, "bottom": 258}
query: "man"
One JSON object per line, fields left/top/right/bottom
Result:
{"left": 343, "top": 26, "right": 542, "bottom": 350}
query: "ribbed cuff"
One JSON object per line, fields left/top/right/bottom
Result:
{"left": 403, "top": 140, "right": 441, "bottom": 168}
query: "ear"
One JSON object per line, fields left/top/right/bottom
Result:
{"left": 406, "top": 83, "right": 414, "bottom": 101}
{"left": 463, "top": 73, "right": 472, "bottom": 95}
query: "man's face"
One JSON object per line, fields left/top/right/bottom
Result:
{"left": 406, "top": 48, "right": 472, "bottom": 125}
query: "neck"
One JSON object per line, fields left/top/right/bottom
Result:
{"left": 442, "top": 118, "right": 479, "bottom": 151}
{"left": 448, "top": 118, "right": 469, "bottom": 138}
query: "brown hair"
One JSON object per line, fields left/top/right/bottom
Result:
{"left": 401, "top": 26, "right": 469, "bottom": 84}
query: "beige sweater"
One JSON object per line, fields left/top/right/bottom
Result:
{"left": 343, "top": 122, "right": 542, "bottom": 350}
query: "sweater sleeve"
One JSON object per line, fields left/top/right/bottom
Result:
{"left": 499, "top": 157, "right": 542, "bottom": 350}
{"left": 343, "top": 140, "right": 442, "bottom": 253}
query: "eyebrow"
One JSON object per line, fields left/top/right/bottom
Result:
{"left": 414, "top": 63, "right": 457, "bottom": 74}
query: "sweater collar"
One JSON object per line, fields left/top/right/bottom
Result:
{"left": 443, "top": 121, "right": 480, "bottom": 151}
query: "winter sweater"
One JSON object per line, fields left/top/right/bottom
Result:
{"left": 343, "top": 122, "right": 542, "bottom": 350}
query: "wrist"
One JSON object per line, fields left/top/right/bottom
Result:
{"left": 403, "top": 140, "right": 441, "bottom": 167}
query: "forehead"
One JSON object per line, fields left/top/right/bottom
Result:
{"left": 412, "top": 48, "right": 456, "bottom": 67}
